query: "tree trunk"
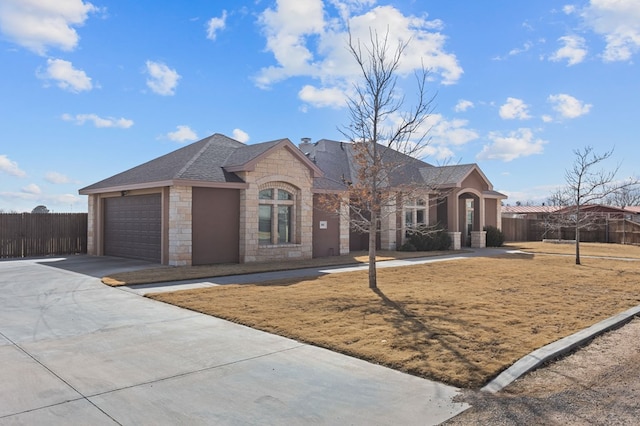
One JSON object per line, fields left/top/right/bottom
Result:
{"left": 575, "top": 226, "right": 581, "bottom": 265}
{"left": 368, "top": 210, "right": 378, "bottom": 289}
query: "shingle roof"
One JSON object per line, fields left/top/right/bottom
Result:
{"left": 223, "top": 139, "right": 283, "bottom": 168}
{"left": 80, "top": 134, "right": 247, "bottom": 193}
{"left": 301, "top": 140, "right": 498, "bottom": 192}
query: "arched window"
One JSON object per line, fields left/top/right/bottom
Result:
{"left": 259, "top": 187, "right": 296, "bottom": 245}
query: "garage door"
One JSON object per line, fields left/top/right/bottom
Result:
{"left": 103, "top": 194, "right": 161, "bottom": 262}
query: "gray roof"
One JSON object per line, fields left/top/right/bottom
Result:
{"left": 80, "top": 134, "right": 503, "bottom": 197}
{"left": 80, "top": 134, "right": 248, "bottom": 192}
{"left": 419, "top": 164, "right": 477, "bottom": 187}
{"left": 301, "top": 140, "right": 484, "bottom": 191}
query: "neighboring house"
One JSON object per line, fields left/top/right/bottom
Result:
{"left": 79, "top": 133, "right": 506, "bottom": 266}
{"left": 623, "top": 206, "right": 640, "bottom": 222}
{"left": 501, "top": 205, "right": 562, "bottom": 219}
{"left": 553, "top": 204, "right": 632, "bottom": 220}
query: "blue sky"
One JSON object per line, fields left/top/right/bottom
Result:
{"left": 1, "top": 0, "right": 639, "bottom": 213}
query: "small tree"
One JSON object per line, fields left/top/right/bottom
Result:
{"left": 322, "top": 29, "right": 439, "bottom": 289}
{"left": 31, "top": 205, "right": 49, "bottom": 214}
{"left": 546, "top": 146, "right": 638, "bottom": 265}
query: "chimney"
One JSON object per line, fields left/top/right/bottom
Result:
{"left": 299, "top": 137, "right": 313, "bottom": 154}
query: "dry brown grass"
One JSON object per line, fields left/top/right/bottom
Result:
{"left": 148, "top": 243, "right": 640, "bottom": 389}
{"left": 508, "top": 241, "right": 640, "bottom": 258}
{"left": 102, "top": 250, "right": 456, "bottom": 286}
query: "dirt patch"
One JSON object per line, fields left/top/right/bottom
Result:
{"left": 444, "top": 317, "right": 640, "bottom": 424}
{"left": 148, "top": 248, "right": 640, "bottom": 389}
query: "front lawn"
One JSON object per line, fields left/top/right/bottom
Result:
{"left": 148, "top": 243, "right": 640, "bottom": 388}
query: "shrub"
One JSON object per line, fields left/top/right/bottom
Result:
{"left": 484, "top": 225, "right": 505, "bottom": 247}
{"left": 398, "top": 241, "right": 417, "bottom": 252}
{"left": 407, "top": 226, "right": 451, "bottom": 251}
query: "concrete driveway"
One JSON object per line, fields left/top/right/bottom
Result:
{"left": 0, "top": 256, "right": 467, "bottom": 425}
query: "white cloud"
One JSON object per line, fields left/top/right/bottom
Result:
{"left": 255, "top": 1, "right": 462, "bottom": 106}
{"left": 0, "top": 154, "right": 26, "bottom": 177}
{"left": 39, "top": 58, "right": 93, "bottom": 92}
{"left": 167, "top": 125, "right": 198, "bottom": 143}
{"left": 508, "top": 41, "right": 533, "bottom": 56}
{"left": 45, "top": 172, "right": 71, "bottom": 184}
{"left": 206, "top": 10, "right": 227, "bottom": 41}
{"left": 62, "top": 113, "right": 134, "bottom": 128}
{"left": 21, "top": 183, "right": 41, "bottom": 195}
{"left": 477, "top": 128, "right": 547, "bottom": 162}
{"left": 0, "top": 0, "right": 98, "bottom": 55}
{"left": 145, "top": 61, "right": 180, "bottom": 96}
{"left": 548, "top": 93, "right": 592, "bottom": 119}
{"left": 499, "top": 97, "right": 531, "bottom": 120}
{"left": 580, "top": 0, "right": 640, "bottom": 62}
{"left": 550, "top": 35, "right": 587, "bottom": 65}
{"left": 401, "top": 113, "right": 479, "bottom": 161}
{"left": 232, "top": 128, "right": 250, "bottom": 143}
{"left": 423, "top": 114, "right": 479, "bottom": 147}
{"left": 299, "top": 85, "right": 347, "bottom": 108}
{"left": 454, "top": 99, "right": 474, "bottom": 112}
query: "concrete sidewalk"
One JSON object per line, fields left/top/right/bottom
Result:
{"left": 0, "top": 256, "right": 468, "bottom": 425}
{"left": 122, "top": 247, "right": 521, "bottom": 295}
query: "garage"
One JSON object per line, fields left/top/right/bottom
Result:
{"left": 103, "top": 194, "right": 161, "bottom": 262}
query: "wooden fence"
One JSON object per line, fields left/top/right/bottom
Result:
{"left": 0, "top": 213, "right": 87, "bottom": 258}
{"left": 502, "top": 217, "right": 640, "bottom": 245}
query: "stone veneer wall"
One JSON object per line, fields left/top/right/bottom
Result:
{"left": 379, "top": 196, "right": 397, "bottom": 250}
{"left": 168, "top": 185, "right": 192, "bottom": 266}
{"left": 238, "top": 147, "right": 314, "bottom": 263}
{"left": 339, "top": 200, "right": 350, "bottom": 255}
{"left": 471, "top": 230, "right": 487, "bottom": 248}
{"left": 87, "top": 194, "right": 97, "bottom": 255}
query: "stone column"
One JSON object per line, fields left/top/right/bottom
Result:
{"left": 379, "top": 196, "right": 397, "bottom": 250}
{"left": 448, "top": 231, "right": 461, "bottom": 250}
{"left": 86, "top": 194, "right": 97, "bottom": 255}
{"left": 339, "top": 199, "right": 350, "bottom": 255}
{"left": 471, "top": 231, "right": 487, "bottom": 248}
{"left": 168, "top": 186, "right": 192, "bottom": 266}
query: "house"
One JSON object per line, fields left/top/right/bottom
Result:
{"left": 501, "top": 205, "right": 562, "bottom": 220}
{"left": 79, "top": 133, "right": 506, "bottom": 266}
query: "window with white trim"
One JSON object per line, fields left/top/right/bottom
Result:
{"left": 259, "top": 187, "right": 295, "bottom": 245}
{"left": 404, "top": 198, "right": 427, "bottom": 236}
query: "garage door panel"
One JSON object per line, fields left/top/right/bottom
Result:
{"left": 103, "top": 194, "right": 161, "bottom": 262}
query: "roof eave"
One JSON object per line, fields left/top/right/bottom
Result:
{"left": 79, "top": 179, "right": 248, "bottom": 195}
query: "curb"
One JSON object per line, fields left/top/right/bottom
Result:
{"left": 482, "top": 304, "right": 640, "bottom": 393}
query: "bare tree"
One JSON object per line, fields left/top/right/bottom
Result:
{"left": 547, "top": 146, "right": 638, "bottom": 265}
{"left": 321, "top": 28, "right": 438, "bottom": 289}
{"left": 605, "top": 186, "right": 640, "bottom": 208}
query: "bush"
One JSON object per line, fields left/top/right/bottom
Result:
{"left": 407, "top": 226, "right": 451, "bottom": 251}
{"left": 398, "top": 241, "right": 417, "bottom": 252}
{"left": 484, "top": 225, "right": 505, "bottom": 247}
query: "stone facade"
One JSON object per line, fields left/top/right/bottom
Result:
{"left": 238, "top": 146, "right": 314, "bottom": 263}
{"left": 168, "top": 185, "right": 192, "bottom": 266}
{"left": 86, "top": 194, "right": 97, "bottom": 256}
{"left": 471, "top": 230, "right": 487, "bottom": 248}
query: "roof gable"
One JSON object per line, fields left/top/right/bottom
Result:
{"left": 79, "top": 134, "right": 322, "bottom": 195}
{"left": 224, "top": 139, "right": 323, "bottom": 177}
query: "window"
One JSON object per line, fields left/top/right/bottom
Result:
{"left": 259, "top": 187, "right": 296, "bottom": 245}
{"left": 404, "top": 197, "right": 428, "bottom": 236}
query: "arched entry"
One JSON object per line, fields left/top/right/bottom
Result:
{"left": 458, "top": 191, "right": 480, "bottom": 247}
